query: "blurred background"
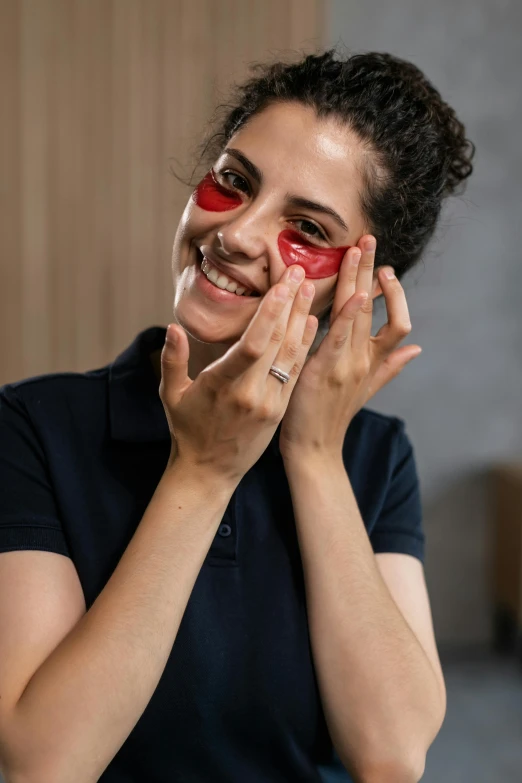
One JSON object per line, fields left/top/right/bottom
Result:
{"left": 1, "top": 1, "right": 521, "bottom": 780}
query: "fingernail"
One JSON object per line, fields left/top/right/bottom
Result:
{"left": 165, "top": 324, "right": 177, "bottom": 345}
{"left": 290, "top": 266, "right": 305, "bottom": 282}
{"left": 365, "top": 237, "right": 376, "bottom": 251}
{"left": 383, "top": 267, "right": 395, "bottom": 279}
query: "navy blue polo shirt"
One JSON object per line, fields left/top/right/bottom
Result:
{"left": 0, "top": 325, "right": 425, "bottom": 783}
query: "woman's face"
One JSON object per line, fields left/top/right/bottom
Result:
{"left": 170, "top": 101, "right": 382, "bottom": 347}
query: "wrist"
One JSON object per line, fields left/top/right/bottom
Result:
{"left": 282, "top": 450, "right": 345, "bottom": 476}
{"left": 165, "top": 454, "right": 239, "bottom": 499}
{"left": 282, "top": 444, "right": 344, "bottom": 466}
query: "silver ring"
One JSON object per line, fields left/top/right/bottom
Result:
{"left": 269, "top": 365, "right": 290, "bottom": 384}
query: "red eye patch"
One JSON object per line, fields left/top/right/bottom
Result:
{"left": 192, "top": 170, "right": 242, "bottom": 212}
{"left": 278, "top": 229, "right": 353, "bottom": 279}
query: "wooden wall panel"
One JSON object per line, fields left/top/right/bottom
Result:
{"left": 0, "top": 0, "right": 325, "bottom": 383}
{"left": 0, "top": 1, "right": 22, "bottom": 384}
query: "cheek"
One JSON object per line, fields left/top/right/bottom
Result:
{"left": 192, "top": 170, "right": 242, "bottom": 212}
{"left": 277, "top": 229, "right": 353, "bottom": 279}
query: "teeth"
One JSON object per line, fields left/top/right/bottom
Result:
{"left": 201, "top": 255, "right": 258, "bottom": 296}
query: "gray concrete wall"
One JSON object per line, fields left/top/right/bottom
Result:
{"left": 328, "top": 0, "right": 522, "bottom": 647}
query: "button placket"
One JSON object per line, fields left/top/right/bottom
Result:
{"left": 206, "top": 488, "right": 238, "bottom": 564}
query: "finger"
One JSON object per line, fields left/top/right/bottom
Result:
{"left": 278, "top": 314, "right": 320, "bottom": 389}
{"left": 303, "top": 314, "right": 320, "bottom": 351}
{"left": 372, "top": 267, "right": 413, "bottom": 354}
{"left": 367, "top": 345, "right": 422, "bottom": 397}
{"left": 293, "top": 314, "right": 320, "bottom": 378}
{"left": 213, "top": 285, "right": 289, "bottom": 382}
{"left": 213, "top": 264, "right": 306, "bottom": 383}
{"left": 352, "top": 236, "right": 376, "bottom": 353}
{"left": 330, "top": 246, "right": 361, "bottom": 324}
{"left": 159, "top": 324, "right": 192, "bottom": 405}
{"left": 321, "top": 291, "right": 369, "bottom": 371}
{"left": 266, "top": 280, "right": 316, "bottom": 379}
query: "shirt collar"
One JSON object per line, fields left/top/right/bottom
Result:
{"left": 108, "top": 325, "right": 171, "bottom": 442}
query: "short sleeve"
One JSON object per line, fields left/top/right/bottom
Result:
{"left": 369, "top": 419, "right": 425, "bottom": 564}
{"left": 0, "top": 384, "right": 71, "bottom": 557}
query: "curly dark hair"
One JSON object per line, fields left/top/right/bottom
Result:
{"left": 182, "top": 48, "right": 475, "bottom": 344}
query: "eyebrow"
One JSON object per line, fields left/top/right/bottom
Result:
{"left": 285, "top": 195, "right": 349, "bottom": 233}
{"left": 225, "top": 148, "right": 263, "bottom": 184}
{"left": 223, "top": 147, "right": 350, "bottom": 234}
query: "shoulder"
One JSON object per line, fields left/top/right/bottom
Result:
{"left": 345, "top": 405, "right": 408, "bottom": 461}
{"left": 0, "top": 368, "right": 109, "bottom": 454}
{"left": 350, "top": 404, "right": 406, "bottom": 433}
{"left": 1, "top": 365, "right": 108, "bottom": 412}
{"left": 342, "top": 406, "right": 418, "bottom": 513}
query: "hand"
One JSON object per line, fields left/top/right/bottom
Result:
{"left": 278, "top": 235, "right": 422, "bottom": 463}
{"left": 158, "top": 264, "right": 317, "bottom": 487}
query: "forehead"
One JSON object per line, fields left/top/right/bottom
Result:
{"left": 226, "top": 102, "right": 365, "bottom": 199}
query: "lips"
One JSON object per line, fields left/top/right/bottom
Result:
{"left": 197, "top": 246, "right": 263, "bottom": 295}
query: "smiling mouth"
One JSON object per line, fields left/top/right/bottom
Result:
{"left": 195, "top": 249, "right": 262, "bottom": 297}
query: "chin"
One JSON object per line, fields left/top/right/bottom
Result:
{"left": 173, "top": 306, "right": 242, "bottom": 347}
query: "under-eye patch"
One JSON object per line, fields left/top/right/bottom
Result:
{"left": 278, "top": 229, "right": 353, "bottom": 279}
{"left": 192, "top": 170, "right": 243, "bottom": 212}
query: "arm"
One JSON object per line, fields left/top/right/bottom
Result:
{"left": 0, "top": 459, "right": 235, "bottom": 783}
{"left": 284, "top": 456, "right": 445, "bottom": 783}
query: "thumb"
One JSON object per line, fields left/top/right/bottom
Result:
{"left": 160, "top": 324, "right": 191, "bottom": 405}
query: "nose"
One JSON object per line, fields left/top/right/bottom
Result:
{"left": 216, "top": 208, "right": 268, "bottom": 261}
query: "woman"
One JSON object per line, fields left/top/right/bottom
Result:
{"left": 0, "top": 50, "right": 474, "bottom": 782}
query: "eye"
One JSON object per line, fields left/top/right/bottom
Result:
{"left": 292, "top": 219, "right": 328, "bottom": 243}
{"left": 219, "top": 170, "right": 250, "bottom": 194}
